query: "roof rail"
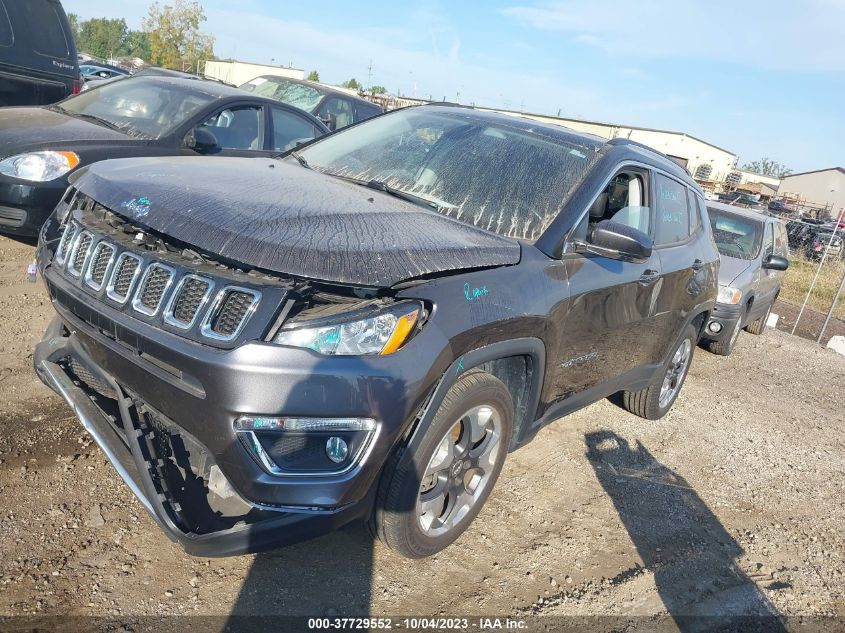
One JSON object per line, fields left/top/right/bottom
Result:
{"left": 606, "top": 136, "right": 664, "bottom": 155}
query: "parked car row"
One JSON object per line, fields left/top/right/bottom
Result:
{"left": 1, "top": 33, "right": 789, "bottom": 559}
{"left": 786, "top": 219, "right": 844, "bottom": 260}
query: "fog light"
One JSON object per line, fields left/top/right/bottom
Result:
{"left": 708, "top": 321, "right": 723, "bottom": 334}
{"left": 326, "top": 437, "right": 349, "bottom": 464}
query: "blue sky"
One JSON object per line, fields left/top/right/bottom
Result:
{"left": 65, "top": 0, "right": 845, "bottom": 171}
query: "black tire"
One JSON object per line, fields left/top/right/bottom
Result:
{"left": 745, "top": 302, "right": 771, "bottom": 335}
{"left": 705, "top": 308, "right": 745, "bottom": 356}
{"left": 372, "top": 369, "right": 513, "bottom": 559}
{"left": 622, "top": 324, "right": 697, "bottom": 420}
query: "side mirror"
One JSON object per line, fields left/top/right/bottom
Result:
{"left": 186, "top": 127, "right": 219, "bottom": 154}
{"left": 579, "top": 220, "right": 653, "bottom": 262}
{"left": 762, "top": 254, "right": 789, "bottom": 271}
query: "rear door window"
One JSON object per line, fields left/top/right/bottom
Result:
{"left": 0, "top": 1, "right": 12, "bottom": 48}
{"left": 653, "top": 174, "right": 691, "bottom": 245}
{"left": 21, "top": 0, "right": 71, "bottom": 59}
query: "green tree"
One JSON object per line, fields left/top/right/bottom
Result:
{"left": 76, "top": 17, "right": 129, "bottom": 58}
{"left": 143, "top": 0, "right": 215, "bottom": 71}
{"left": 124, "top": 30, "right": 152, "bottom": 60}
{"left": 307, "top": 70, "right": 320, "bottom": 82}
{"left": 341, "top": 78, "right": 360, "bottom": 90}
{"left": 370, "top": 85, "right": 386, "bottom": 95}
{"left": 741, "top": 158, "right": 793, "bottom": 178}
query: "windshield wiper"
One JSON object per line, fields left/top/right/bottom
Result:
{"left": 71, "top": 112, "right": 126, "bottom": 133}
{"left": 289, "top": 151, "right": 310, "bottom": 169}
{"left": 359, "top": 179, "right": 438, "bottom": 210}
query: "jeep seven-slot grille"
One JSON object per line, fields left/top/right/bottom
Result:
{"left": 210, "top": 290, "right": 255, "bottom": 337}
{"left": 87, "top": 242, "right": 114, "bottom": 288}
{"left": 136, "top": 266, "right": 173, "bottom": 313}
{"left": 171, "top": 277, "right": 211, "bottom": 325}
{"left": 111, "top": 255, "right": 140, "bottom": 299}
{"left": 68, "top": 233, "right": 93, "bottom": 276}
{"left": 56, "top": 223, "right": 78, "bottom": 264}
{"left": 53, "top": 220, "right": 264, "bottom": 344}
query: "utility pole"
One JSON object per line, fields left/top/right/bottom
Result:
{"left": 367, "top": 59, "right": 373, "bottom": 92}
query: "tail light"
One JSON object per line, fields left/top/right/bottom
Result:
{"left": 72, "top": 79, "right": 80, "bottom": 95}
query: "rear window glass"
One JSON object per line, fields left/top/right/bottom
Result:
{"left": 20, "top": 0, "right": 70, "bottom": 59}
{"left": 0, "top": 2, "right": 11, "bottom": 47}
{"left": 654, "top": 174, "right": 690, "bottom": 245}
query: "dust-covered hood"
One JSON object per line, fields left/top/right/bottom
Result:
{"left": 70, "top": 156, "right": 521, "bottom": 287}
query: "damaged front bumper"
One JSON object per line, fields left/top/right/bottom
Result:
{"left": 34, "top": 319, "right": 377, "bottom": 556}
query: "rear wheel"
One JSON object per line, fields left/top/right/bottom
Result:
{"left": 373, "top": 369, "right": 513, "bottom": 558}
{"left": 622, "top": 324, "right": 697, "bottom": 420}
{"left": 745, "top": 302, "right": 772, "bottom": 335}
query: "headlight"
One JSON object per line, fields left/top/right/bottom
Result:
{"left": 717, "top": 285, "right": 743, "bottom": 304}
{"left": 0, "top": 151, "right": 80, "bottom": 182}
{"left": 274, "top": 302, "right": 421, "bottom": 355}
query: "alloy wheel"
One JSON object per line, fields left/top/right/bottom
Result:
{"left": 659, "top": 338, "right": 692, "bottom": 408}
{"left": 417, "top": 405, "right": 502, "bottom": 537}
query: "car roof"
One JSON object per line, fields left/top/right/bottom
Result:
{"left": 411, "top": 104, "right": 698, "bottom": 187}
{"left": 252, "top": 75, "right": 378, "bottom": 105}
{"left": 706, "top": 201, "right": 774, "bottom": 222}
{"left": 111, "top": 74, "right": 266, "bottom": 99}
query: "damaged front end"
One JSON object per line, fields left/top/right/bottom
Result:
{"left": 33, "top": 186, "right": 450, "bottom": 555}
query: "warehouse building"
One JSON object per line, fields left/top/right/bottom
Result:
{"left": 777, "top": 167, "right": 845, "bottom": 217}
{"left": 487, "top": 109, "right": 738, "bottom": 186}
{"left": 204, "top": 60, "right": 304, "bottom": 86}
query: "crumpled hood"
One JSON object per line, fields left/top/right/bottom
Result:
{"left": 718, "top": 255, "right": 753, "bottom": 286}
{"left": 0, "top": 107, "right": 135, "bottom": 155}
{"left": 70, "top": 156, "right": 521, "bottom": 287}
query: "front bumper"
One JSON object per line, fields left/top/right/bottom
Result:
{"left": 34, "top": 321, "right": 382, "bottom": 556}
{"left": 0, "top": 175, "right": 66, "bottom": 236}
{"left": 34, "top": 250, "right": 445, "bottom": 554}
{"left": 701, "top": 302, "right": 742, "bottom": 341}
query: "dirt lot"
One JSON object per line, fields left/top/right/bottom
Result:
{"left": 1, "top": 234, "right": 844, "bottom": 631}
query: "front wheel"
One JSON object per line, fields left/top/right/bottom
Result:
{"left": 745, "top": 302, "right": 772, "bottom": 335}
{"left": 372, "top": 369, "right": 513, "bottom": 558}
{"left": 622, "top": 324, "right": 697, "bottom": 420}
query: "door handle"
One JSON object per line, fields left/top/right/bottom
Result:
{"left": 691, "top": 259, "right": 704, "bottom": 271}
{"left": 639, "top": 269, "right": 660, "bottom": 285}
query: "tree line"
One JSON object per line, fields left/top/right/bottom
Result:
{"left": 69, "top": 0, "right": 214, "bottom": 72}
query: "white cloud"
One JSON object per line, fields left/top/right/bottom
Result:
{"left": 501, "top": 0, "right": 845, "bottom": 71}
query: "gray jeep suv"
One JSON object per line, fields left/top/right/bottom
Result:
{"left": 33, "top": 105, "right": 719, "bottom": 558}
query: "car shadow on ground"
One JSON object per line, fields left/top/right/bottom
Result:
{"left": 225, "top": 523, "right": 376, "bottom": 628}
{"left": 584, "top": 431, "right": 787, "bottom": 633}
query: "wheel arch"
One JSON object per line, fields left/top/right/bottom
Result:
{"left": 400, "top": 338, "right": 546, "bottom": 461}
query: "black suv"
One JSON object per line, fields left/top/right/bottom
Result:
{"left": 0, "top": 0, "right": 78, "bottom": 106}
{"left": 34, "top": 106, "right": 718, "bottom": 558}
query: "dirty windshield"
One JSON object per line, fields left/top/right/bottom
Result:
{"left": 55, "top": 77, "right": 219, "bottom": 139}
{"left": 707, "top": 208, "right": 763, "bottom": 260}
{"left": 296, "top": 108, "right": 599, "bottom": 241}
{"left": 240, "top": 76, "right": 326, "bottom": 112}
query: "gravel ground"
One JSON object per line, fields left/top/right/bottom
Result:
{"left": 1, "top": 234, "right": 844, "bottom": 631}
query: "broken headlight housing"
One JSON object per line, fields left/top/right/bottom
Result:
{"left": 274, "top": 302, "right": 421, "bottom": 356}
